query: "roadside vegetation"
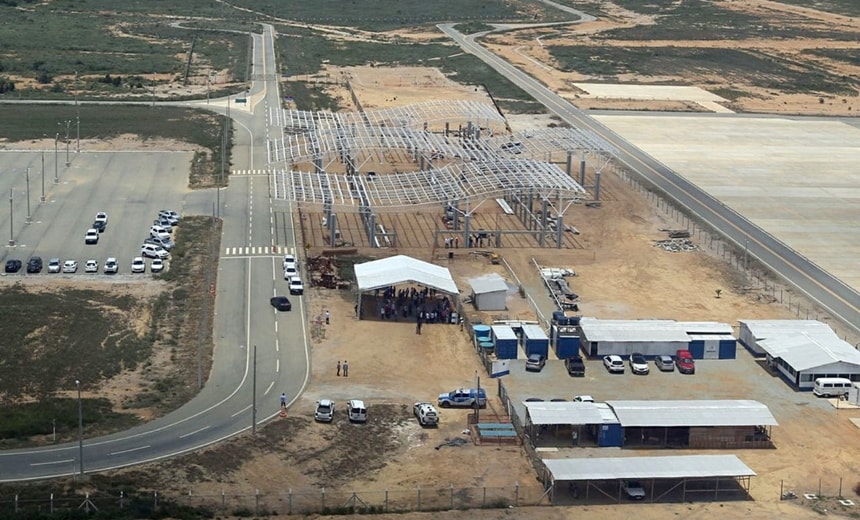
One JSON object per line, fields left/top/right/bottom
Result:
{"left": 546, "top": 45, "right": 858, "bottom": 96}
{"left": 0, "top": 216, "right": 221, "bottom": 448}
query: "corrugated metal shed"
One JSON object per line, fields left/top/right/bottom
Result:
{"left": 524, "top": 401, "right": 619, "bottom": 426}
{"left": 740, "top": 319, "right": 837, "bottom": 341}
{"left": 579, "top": 318, "right": 690, "bottom": 343}
{"left": 543, "top": 454, "right": 756, "bottom": 481}
{"left": 354, "top": 255, "right": 458, "bottom": 294}
{"left": 606, "top": 400, "right": 778, "bottom": 427}
{"left": 759, "top": 332, "right": 860, "bottom": 371}
{"left": 469, "top": 273, "right": 507, "bottom": 294}
{"left": 681, "top": 322, "right": 734, "bottom": 335}
{"left": 491, "top": 325, "right": 517, "bottom": 341}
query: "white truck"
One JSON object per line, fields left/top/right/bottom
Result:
{"left": 413, "top": 402, "right": 439, "bottom": 426}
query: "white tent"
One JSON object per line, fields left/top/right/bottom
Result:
{"left": 354, "top": 255, "right": 458, "bottom": 294}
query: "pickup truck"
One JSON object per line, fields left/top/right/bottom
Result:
{"left": 413, "top": 402, "right": 439, "bottom": 426}
{"left": 437, "top": 388, "right": 487, "bottom": 408}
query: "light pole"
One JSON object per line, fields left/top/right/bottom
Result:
{"left": 40, "top": 150, "right": 46, "bottom": 202}
{"left": 53, "top": 132, "right": 59, "bottom": 184}
{"left": 7, "top": 188, "right": 14, "bottom": 246}
{"left": 25, "top": 168, "right": 31, "bottom": 224}
{"left": 75, "top": 379, "right": 84, "bottom": 476}
{"left": 75, "top": 71, "right": 80, "bottom": 153}
{"left": 64, "top": 120, "right": 71, "bottom": 166}
{"left": 251, "top": 345, "right": 257, "bottom": 435}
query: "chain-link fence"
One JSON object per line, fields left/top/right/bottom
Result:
{"left": 0, "top": 485, "right": 538, "bottom": 517}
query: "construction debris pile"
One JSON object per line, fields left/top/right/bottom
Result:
{"left": 539, "top": 266, "right": 579, "bottom": 311}
{"left": 653, "top": 238, "right": 700, "bottom": 252}
{"left": 306, "top": 255, "right": 352, "bottom": 289}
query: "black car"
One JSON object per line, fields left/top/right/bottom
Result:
{"left": 26, "top": 256, "right": 43, "bottom": 273}
{"left": 5, "top": 259, "right": 22, "bottom": 273}
{"left": 565, "top": 355, "right": 586, "bottom": 377}
{"left": 270, "top": 296, "right": 292, "bottom": 311}
{"left": 92, "top": 220, "right": 106, "bottom": 233}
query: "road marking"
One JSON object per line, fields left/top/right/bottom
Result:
{"left": 276, "top": 359, "right": 280, "bottom": 373}
{"left": 30, "top": 459, "right": 74, "bottom": 466}
{"left": 179, "top": 426, "right": 210, "bottom": 439}
{"left": 232, "top": 404, "right": 252, "bottom": 418}
{"left": 223, "top": 246, "right": 294, "bottom": 257}
{"left": 110, "top": 445, "right": 150, "bottom": 456}
{"left": 230, "top": 169, "right": 270, "bottom": 176}
{"left": 265, "top": 381, "right": 274, "bottom": 395}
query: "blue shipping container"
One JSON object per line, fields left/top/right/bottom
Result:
{"left": 598, "top": 423, "right": 623, "bottom": 447}
{"left": 522, "top": 324, "right": 549, "bottom": 358}
{"left": 555, "top": 336, "right": 580, "bottom": 359}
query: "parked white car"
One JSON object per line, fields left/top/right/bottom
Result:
{"left": 85, "top": 228, "right": 99, "bottom": 244}
{"left": 314, "top": 399, "right": 335, "bottom": 422}
{"left": 62, "top": 260, "right": 78, "bottom": 273}
{"left": 149, "top": 225, "right": 171, "bottom": 240}
{"left": 629, "top": 353, "right": 650, "bottom": 375}
{"left": 84, "top": 259, "right": 99, "bottom": 273}
{"left": 413, "top": 402, "right": 439, "bottom": 426}
{"left": 283, "top": 254, "right": 298, "bottom": 270}
{"left": 603, "top": 355, "right": 625, "bottom": 373}
{"left": 289, "top": 277, "right": 304, "bottom": 295}
{"left": 141, "top": 243, "right": 169, "bottom": 259}
{"left": 131, "top": 257, "right": 146, "bottom": 273}
{"left": 283, "top": 264, "right": 298, "bottom": 280}
{"left": 150, "top": 258, "right": 165, "bottom": 273}
{"left": 104, "top": 257, "right": 119, "bottom": 274}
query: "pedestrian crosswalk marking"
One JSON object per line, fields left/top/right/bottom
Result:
{"left": 223, "top": 246, "right": 295, "bottom": 257}
{"left": 230, "top": 169, "right": 271, "bottom": 176}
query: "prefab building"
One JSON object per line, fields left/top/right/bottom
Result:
{"left": 521, "top": 324, "right": 549, "bottom": 358}
{"left": 492, "top": 325, "right": 519, "bottom": 360}
{"left": 551, "top": 325, "right": 581, "bottom": 359}
{"left": 468, "top": 274, "right": 507, "bottom": 311}
{"left": 737, "top": 319, "right": 836, "bottom": 356}
{"left": 758, "top": 332, "right": 860, "bottom": 390}
{"left": 579, "top": 318, "right": 689, "bottom": 358}
{"left": 688, "top": 334, "right": 737, "bottom": 360}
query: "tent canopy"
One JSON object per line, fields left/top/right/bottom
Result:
{"left": 354, "top": 255, "right": 459, "bottom": 295}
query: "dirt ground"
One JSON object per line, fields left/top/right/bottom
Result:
{"left": 14, "top": 2, "right": 860, "bottom": 518}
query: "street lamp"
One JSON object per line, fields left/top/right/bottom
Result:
{"left": 53, "top": 132, "right": 59, "bottom": 184}
{"left": 75, "top": 379, "right": 84, "bottom": 476}
{"left": 74, "top": 71, "right": 80, "bottom": 153}
{"left": 64, "top": 120, "right": 71, "bottom": 166}
{"left": 7, "top": 188, "right": 14, "bottom": 246}
{"left": 25, "top": 168, "right": 31, "bottom": 224}
{"left": 40, "top": 150, "right": 46, "bottom": 202}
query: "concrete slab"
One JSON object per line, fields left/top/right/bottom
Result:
{"left": 594, "top": 114, "right": 860, "bottom": 292}
{"left": 574, "top": 83, "right": 728, "bottom": 103}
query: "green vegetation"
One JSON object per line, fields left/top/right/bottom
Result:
{"left": 234, "top": 0, "right": 565, "bottom": 31}
{"left": 0, "top": 217, "right": 221, "bottom": 446}
{"left": 454, "top": 22, "right": 497, "bottom": 35}
{"left": 776, "top": 0, "right": 860, "bottom": 17}
{"left": 546, "top": 45, "right": 857, "bottom": 95}
{"left": 0, "top": 105, "right": 231, "bottom": 185}
{"left": 805, "top": 48, "right": 860, "bottom": 67}
{"left": 277, "top": 26, "right": 535, "bottom": 110}
{"left": 603, "top": 0, "right": 860, "bottom": 41}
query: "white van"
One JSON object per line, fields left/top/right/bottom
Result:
{"left": 347, "top": 399, "right": 367, "bottom": 423}
{"left": 813, "top": 377, "right": 853, "bottom": 397}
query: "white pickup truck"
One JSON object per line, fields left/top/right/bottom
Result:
{"left": 413, "top": 402, "right": 439, "bottom": 426}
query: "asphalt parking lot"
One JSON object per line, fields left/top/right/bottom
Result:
{"left": 501, "top": 344, "right": 834, "bottom": 435}
{"left": 0, "top": 151, "right": 195, "bottom": 275}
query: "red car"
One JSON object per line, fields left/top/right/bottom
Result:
{"left": 676, "top": 349, "right": 695, "bottom": 374}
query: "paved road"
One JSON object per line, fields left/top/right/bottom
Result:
{"left": 440, "top": 24, "right": 860, "bottom": 336}
{"left": 0, "top": 24, "right": 310, "bottom": 482}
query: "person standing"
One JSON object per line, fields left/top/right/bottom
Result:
{"left": 343, "top": 360, "right": 349, "bottom": 377}
{"left": 280, "top": 393, "right": 287, "bottom": 407}
{"left": 337, "top": 360, "right": 341, "bottom": 376}
{"left": 325, "top": 310, "right": 331, "bottom": 325}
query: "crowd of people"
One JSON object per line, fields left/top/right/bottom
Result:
{"left": 371, "top": 285, "right": 457, "bottom": 326}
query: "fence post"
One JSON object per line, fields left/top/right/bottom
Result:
{"left": 120, "top": 491, "right": 124, "bottom": 510}
{"left": 154, "top": 491, "right": 158, "bottom": 509}
{"left": 14, "top": 494, "right": 17, "bottom": 513}
{"left": 288, "top": 489, "right": 293, "bottom": 515}
{"left": 839, "top": 477, "right": 843, "bottom": 498}
{"left": 515, "top": 482, "right": 519, "bottom": 507}
{"left": 255, "top": 489, "right": 260, "bottom": 516}
{"left": 483, "top": 486, "right": 487, "bottom": 507}
{"left": 385, "top": 490, "right": 389, "bottom": 512}
{"left": 321, "top": 487, "right": 326, "bottom": 511}
{"left": 221, "top": 490, "right": 226, "bottom": 509}
{"left": 417, "top": 485, "right": 421, "bottom": 511}
{"left": 450, "top": 484, "right": 454, "bottom": 510}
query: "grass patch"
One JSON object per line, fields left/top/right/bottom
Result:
{"left": 546, "top": 45, "right": 857, "bottom": 95}
{"left": 805, "top": 48, "right": 860, "bottom": 67}
{"left": 0, "top": 105, "right": 231, "bottom": 187}
{"left": 604, "top": 0, "right": 859, "bottom": 41}
{"left": 776, "top": 0, "right": 860, "bottom": 17}
{"left": 0, "top": 216, "right": 222, "bottom": 445}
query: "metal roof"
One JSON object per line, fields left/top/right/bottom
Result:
{"left": 354, "top": 255, "right": 458, "bottom": 294}
{"left": 758, "top": 332, "right": 860, "bottom": 371}
{"left": 522, "top": 324, "right": 548, "bottom": 340}
{"left": 739, "top": 319, "right": 837, "bottom": 341}
{"left": 688, "top": 334, "right": 735, "bottom": 342}
{"left": 579, "top": 318, "right": 691, "bottom": 343}
{"left": 606, "top": 400, "right": 778, "bottom": 427}
{"left": 543, "top": 455, "right": 756, "bottom": 481}
{"left": 524, "top": 401, "right": 619, "bottom": 426}
{"left": 491, "top": 325, "right": 517, "bottom": 341}
{"left": 469, "top": 274, "right": 508, "bottom": 295}
{"left": 680, "top": 321, "right": 734, "bottom": 335}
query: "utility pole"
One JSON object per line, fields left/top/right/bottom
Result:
{"left": 8, "top": 188, "right": 14, "bottom": 246}
{"left": 75, "top": 71, "right": 80, "bottom": 153}
{"left": 252, "top": 345, "right": 257, "bottom": 435}
{"left": 40, "top": 150, "right": 46, "bottom": 202}
{"left": 54, "top": 132, "right": 59, "bottom": 184}
{"left": 76, "top": 379, "right": 84, "bottom": 476}
{"left": 25, "top": 168, "right": 31, "bottom": 224}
